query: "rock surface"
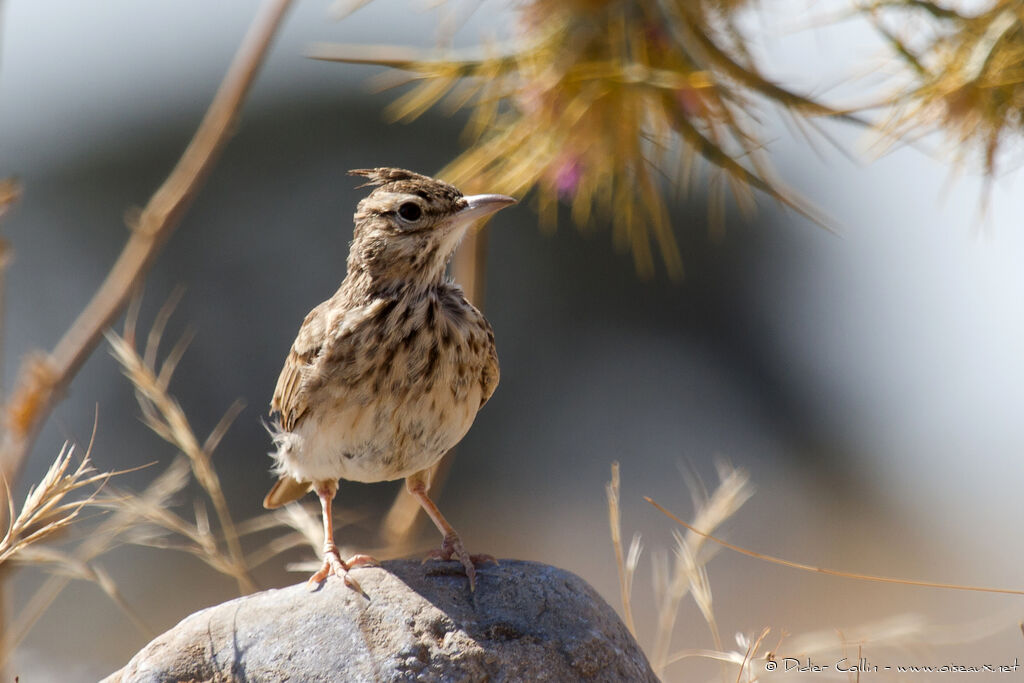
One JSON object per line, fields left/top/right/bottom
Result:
{"left": 104, "top": 559, "right": 656, "bottom": 682}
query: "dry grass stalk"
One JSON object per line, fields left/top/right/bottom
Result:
{"left": 8, "top": 302, "right": 410, "bottom": 659}
{"left": 647, "top": 494, "right": 1024, "bottom": 597}
{"left": 235, "top": 503, "right": 325, "bottom": 570}
{"left": 0, "top": 179, "right": 19, "bottom": 220}
{"left": 648, "top": 463, "right": 753, "bottom": 677}
{"left": 4, "top": 457, "right": 192, "bottom": 662}
{"left": 102, "top": 487, "right": 245, "bottom": 581}
{"left": 0, "top": 436, "right": 128, "bottom": 666}
{"left": 0, "top": 4, "right": 293, "bottom": 642}
{"left": 664, "top": 613, "right": 1000, "bottom": 681}
{"left": 661, "top": 627, "right": 773, "bottom": 682}
{"left": 0, "top": 178, "right": 18, "bottom": 402}
{"left": 606, "top": 461, "right": 642, "bottom": 639}
{"left": 654, "top": 609, "right": 1021, "bottom": 682}
{"left": 0, "top": 442, "right": 117, "bottom": 567}
{"left": 105, "top": 309, "right": 255, "bottom": 594}
{"left": 0, "top": 0, "right": 295, "bottom": 513}
{"left": 12, "top": 545, "right": 153, "bottom": 638}
{"left": 635, "top": 468, "right": 1022, "bottom": 680}
{"left": 237, "top": 501, "right": 421, "bottom": 575}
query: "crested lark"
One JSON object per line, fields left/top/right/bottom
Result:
{"left": 264, "top": 167, "right": 515, "bottom": 591}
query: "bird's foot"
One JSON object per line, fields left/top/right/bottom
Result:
{"left": 309, "top": 548, "right": 378, "bottom": 596}
{"left": 423, "top": 533, "right": 498, "bottom": 591}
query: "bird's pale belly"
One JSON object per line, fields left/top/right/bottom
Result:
{"left": 282, "top": 379, "right": 483, "bottom": 484}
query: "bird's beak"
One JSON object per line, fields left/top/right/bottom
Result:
{"left": 456, "top": 194, "right": 517, "bottom": 226}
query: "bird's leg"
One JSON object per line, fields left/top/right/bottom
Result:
{"left": 310, "top": 481, "right": 376, "bottom": 591}
{"left": 310, "top": 481, "right": 346, "bottom": 584}
{"left": 406, "top": 470, "right": 496, "bottom": 591}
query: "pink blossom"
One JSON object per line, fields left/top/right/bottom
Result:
{"left": 551, "top": 156, "right": 582, "bottom": 199}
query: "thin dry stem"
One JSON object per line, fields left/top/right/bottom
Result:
{"left": 106, "top": 321, "right": 255, "bottom": 594}
{"left": 617, "top": 462, "right": 1004, "bottom": 681}
{"left": 646, "top": 496, "right": 1024, "bottom": 596}
{"left": 0, "top": 178, "right": 19, "bottom": 404}
{"left": 0, "top": 443, "right": 117, "bottom": 567}
{"left": 0, "top": 10, "right": 289, "bottom": 647}
{"left": 0, "top": 0, "right": 294, "bottom": 507}
{"left": 650, "top": 463, "right": 753, "bottom": 678}
{"left": 239, "top": 504, "right": 324, "bottom": 570}
{"left": 12, "top": 546, "right": 154, "bottom": 638}
{"left": 606, "top": 461, "right": 640, "bottom": 638}
{"left": 3, "top": 457, "right": 191, "bottom": 662}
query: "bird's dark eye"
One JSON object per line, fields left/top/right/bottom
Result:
{"left": 397, "top": 202, "right": 422, "bottom": 222}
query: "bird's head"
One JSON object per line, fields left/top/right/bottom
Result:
{"left": 346, "top": 168, "right": 516, "bottom": 291}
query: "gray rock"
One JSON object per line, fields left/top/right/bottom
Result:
{"left": 103, "top": 559, "right": 656, "bottom": 682}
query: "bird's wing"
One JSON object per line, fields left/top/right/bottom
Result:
{"left": 271, "top": 297, "right": 389, "bottom": 432}
{"left": 264, "top": 296, "right": 386, "bottom": 509}
{"left": 271, "top": 300, "right": 331, "bottom": 432}
{"left": 479, "top": 322, "right": 500, "bottom": 408}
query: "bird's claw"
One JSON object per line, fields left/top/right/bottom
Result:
{"left": 422, "top": 534, "right": 496, "bottom": 591}
{"left": 344, "top": 553, "right": 380, "bottom": 568}
{"left": 308, "top": 548, "right": 377, "bottom": 597}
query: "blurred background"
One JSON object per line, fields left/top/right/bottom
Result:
{"left": 3, "top": 0, "right": 1024, "bottom": 680}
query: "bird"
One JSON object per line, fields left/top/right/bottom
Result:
{"left": 263, "top": 167, "right": 515, "bottom": 592}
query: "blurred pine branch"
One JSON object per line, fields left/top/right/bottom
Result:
{"left": 312, "top": 0, "right": 855, "bottom": 277}
{"left": 868, "top": 0, "right": 1024, "bottom": 185}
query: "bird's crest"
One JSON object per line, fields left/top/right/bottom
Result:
{"left": 349, "top": 167, "right": 463, "bottom": 204}
{"left": 349, "top": 167, "right": 434, "bottom": 189}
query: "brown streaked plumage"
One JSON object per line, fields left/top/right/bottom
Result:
{"left": 265, "top": 167, "right": 514, "bottom": 591}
